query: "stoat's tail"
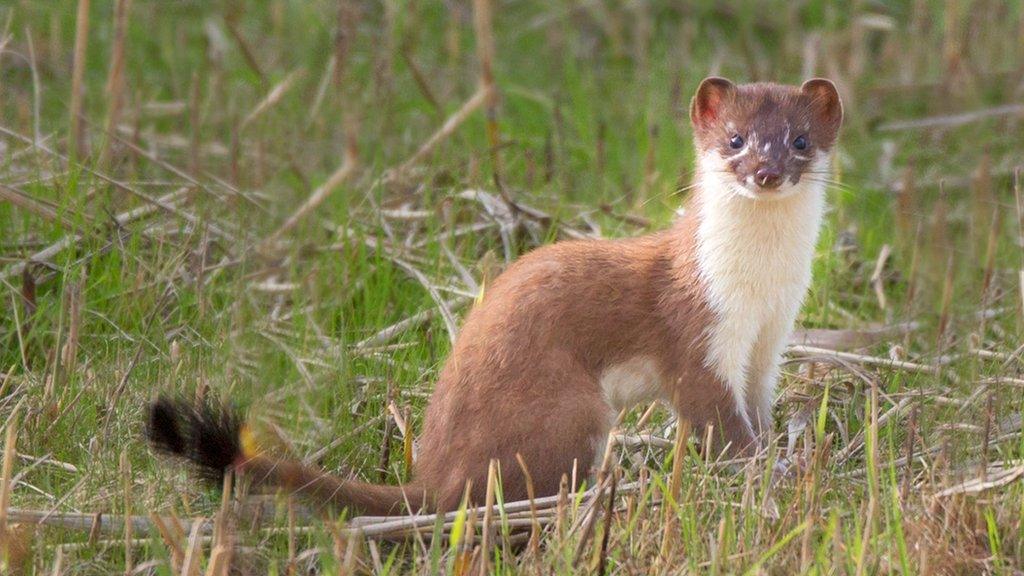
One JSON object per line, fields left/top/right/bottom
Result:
{"left": 146, "top": 397, "right": 427, "bottom": 516}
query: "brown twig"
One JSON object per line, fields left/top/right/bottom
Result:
{"left": 877, "top": 103, "right": 1024, "bottom": 131}
{"left": 471, "top": 0, "right": 508, "bottom": 203}
{"left": 69, "top": 0, "right": 91, "bottom": 158}
{"left": 100, "top": 0, "right": 132, "bottom": 167}
{"left": 224, "top": 15, "right": 267, "bottom": 84}
{"left": 262, "top": 149, "right": 358, "bottom": 246}
{"left": 0, "top": 186, "right": 191, "bottom": 284}
{"left": 787, "top": 345, "right": 941, "bottom": 376}
{"left": 390, "top": 86, "right": 490, "bottom": 179}
{"left": 0, "top": 125, "right": 236, "bottom": 242}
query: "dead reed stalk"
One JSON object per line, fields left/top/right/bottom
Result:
{"left": 100, "top": 0, "right": 131, "bottom": 167}
{"left": 658, "top": 420, "right": 691, "bottom": 564}
{"left": 479, "top": 459, "right": 498, "bottom": 576}
{"left": 471, "top": 0, "right": 506, "bottom": 199}
{"left": 262, "top": 130, "right": 357, "bottom": 247}
{"left": 393, "top": 86, "right": 489, "bottom": 178}
{"left": 69, "top": 0, "right": 91, "bottom": 159}
{"left": 1, "top": 405, "right": 21, "bottom": 536}
{"left": 120, "top": 450, "right": 133, "bottom": 574}
{"left": 1014, "top": 169, "right": 1024, "bottom": 319}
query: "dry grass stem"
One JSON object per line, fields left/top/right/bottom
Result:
{"left": 68, "top": 0, "right": 90, "bottom": 158}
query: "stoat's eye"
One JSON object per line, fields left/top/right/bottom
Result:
{"left": 729, "top": 134, "right": 745, "bottom": 149}
{"left": 792, "top": 135, "right": 808, "bottom": 150}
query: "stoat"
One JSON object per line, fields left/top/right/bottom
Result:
{"left": 148, "top": 77, "right": 843, "bottom": 516}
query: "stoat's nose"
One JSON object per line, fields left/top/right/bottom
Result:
{"left": 754, "top": 167, "right": 783, "bottom": 189}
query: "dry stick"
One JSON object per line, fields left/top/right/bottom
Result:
{"left": 100, "top": 0, "right": 131, "bottom": 168}
{"left": 69, "top": 0, "right": 90, "bottom": 159}
{"left": 61, "top": 267, "right": 85, "bottom": 372}
{"left": 461, "top": 482, "right": 478, "bottom": 568}
{"left": 0, "top": 405, "right": 22, "bottom": 537}
{"left": 14, "top": 453, "right": 77, "bottom": 474}
{"left": 471, "top": 0, "right": 507, "bottom": 202}
{"left": 479, "top": 459, "right": 498, "bottom": 576}
{"left": 0, "top": 184, "right": 191, "bottom": 284}
{"left": 389, "top": 257, "right": 460, "bottom": 345}
{"left": 937, "top": 252, "right": 955, "bottom": 342}
{"left": 933, "top": 464, "right": 1024, "bottom": 498}
{"left": 658, "top": 420, "right": 691, "bottom": 565}
{"left": 9, "top": 508, "right": 212, "bottom": 537}
{"left": 514, "top": 453, "right": 542, "bottom": 556}
{"left": 224, "top": 16, "right": 266, "bottom": 84}
{"left": 353, "top": 298, "right": 470, "bottom": 351}
{"left": 121, "top": 451, "right": 133, "bottom": 574}
{"left": 977, "top": 205, "right": 1002, "bottom": 337}
{"left": 790, "top": 322, "right": 923, "bottom": 351}
{"left": 877, "top": 103, "right": 1024, "bottom": 131}
{"left": 333, "top": 0, "right": 357, "bottom": 91}
{"left": 188, "top": 71, "right": 201, "bottom": 177}
{"left": 971, "top": 347, "right": 1022, "bottom": 363}
{"left": 287, "top": 498, "right": 297, "bottom": 576}
{"left": 23, "top": 27, "right": 42, "bottom": 147}
{"left": 1014, "top": 169, "right": 1024, "bottom": 322}
{"left": 571, "top": 412, "right": 627, "bottom": 564}
{"left": 437, "top": 512, "right": 470, "bottom": 571}
{"left": 980, "top": 393, "right": 995, "bottom": 480}
{"left": 204, "top": 546, "right": 230, "bottom": 576}
{"left": 399, "top": 47, "right": 442, "bottom": 116}
{"left": 870, "top": 244, "right": 892, "bottom": 312}
{"left": 904, "top": 221, "right": 923, "bottom": 319}
{"left": 392, "top": 86, "right": 489, "bottom": 178}
{"left": 150, "top": 513, "right": 185, "bottom": 570}
{"left": 833, "top": 395, "right": 916, "bottom": 472}
{"left": 240, "top": 68, "right": 305, "bottom": 130}
{"left": 263, "top": 150, "right": 357, "bottom": 246}
{"left": 203, "top": 475, "right": 234, "bottom": 576}
{"left": 0, "top": 183, "right": 77, "bottom": 228}
{"left": 599, "top": 203, "right": 651, "bottom": 229}
{"left": 86, "top": 118, "right": 261, "bottom": 209}
{"left": 180, "top": 517, "right": 206, "bottom": 576}
{"left": 10, "top": 484, "right": 644, "bottom": 542}
{"left": 901, "top": 407, "right": 918, "bottom": 500}
{"left": 346, "top": 492, "right": 575, "bottom": 531}
{"left": 855, "top": 381, "right": 880, "bottom": 576}
{"left": 100, "top": 288, "right": 173, "bottom": 440}
{"left": 595, "top": 469, "right": 618, "bottom": 576}
{"left": 972, "top": 153, "right": 994, "bottom": 260}
{"left": 0, "top": 125, "right": 236, "bottom": 242}
{"left": 402, "top": 407, "right": 414, "bottom": 478}
{"left": 341, "top": 529, "right": 362, "bottom": 575}
{"left": 378, "top": 389, "right": 395, "bottom": 483}
{"left": 787, "top": 345, "right": 941, "bottom": 375}
{"left": 308, "top": 55, "right": 337, "bottom": 122}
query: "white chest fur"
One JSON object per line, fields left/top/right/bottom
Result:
{"left": 695, "top": 157, "right": 827, "bottom": 418}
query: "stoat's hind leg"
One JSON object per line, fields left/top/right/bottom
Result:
{"left": 419, "top": 352, "right": 612, "bottom": 511}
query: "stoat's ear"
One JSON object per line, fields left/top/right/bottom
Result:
{"left": 801, "top": 78, "right": 843, "bottom": 134}
{"left": 690, "top": 77, "right": 736, "bottom": 129}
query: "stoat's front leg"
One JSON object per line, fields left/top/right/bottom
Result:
{"left": 744, "top": 317, "right": 793, "bottom": 444}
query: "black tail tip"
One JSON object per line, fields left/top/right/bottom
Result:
{"left": 146, "top": 395, "right": 244, "bottom": 483}
{"left": 147, "top": 397, "right": 189, "bottom": 456}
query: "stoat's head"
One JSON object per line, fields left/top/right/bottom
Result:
{"left": 689, "top": 77, "right": 843, "bottom": 201}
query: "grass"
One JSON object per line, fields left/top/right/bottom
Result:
{"left": 1, "top": 0, "right": 1023, "bottom": 573}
